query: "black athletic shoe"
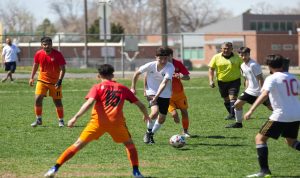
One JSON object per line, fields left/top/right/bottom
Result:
{"left": 149, "top": 133, "right": 155, "bottom": 144}
{"left": 225, "top": 122, "right": 243, "bottom": 128}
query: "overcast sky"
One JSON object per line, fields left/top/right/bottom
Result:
{"left": 1, "top": 0, "right": 299, "bottom": 24}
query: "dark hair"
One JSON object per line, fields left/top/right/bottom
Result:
{"left": 98, "top": 64, "right": 114, "bottom": 77}
{"left": 238, "top": 47, "right": 251, "bottom": 54}
{"left": 41, "top": 36, "right": 52, "bottom": 44}
{"left": 265, "top": 54, "right": 286, "bottom": 69}
{"left": 222, "top": 42, "right": 233, "bottom": 47}
{"left": 165, "top": 47, "right": 174, "bottom": 55}
{"left": 156, "top": 47, "right": 169, "bottom": 56}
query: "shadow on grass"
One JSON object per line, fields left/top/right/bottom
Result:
{"left": 272, "top": 176, "right": 300, "bottom": 178}
{"left": 190, "top": 143, "right": 247, "bottom": 147}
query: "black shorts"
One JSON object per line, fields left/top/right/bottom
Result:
{"left": 146, "top": 96, "right": 170, "bottom": 115}
{"left": 238, "top": 92, "right": 271, "bottom": 106}
{"left": 217, "top": 78, "right": 241, "bottom": 98}
{"left": 4, "top": 62, "right": 16, "bottom": 73}
{"left": 259, "top": 120, "right": 300, "bottom": 139}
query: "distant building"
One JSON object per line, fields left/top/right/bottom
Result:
{"left": 194, "top": 12, "right": 300, "bottom": 67}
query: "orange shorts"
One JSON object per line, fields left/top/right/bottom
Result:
{"left": 35, "top": 81, "right": 62, "bottom": 99}
{"left": 168, "top": 92, "right": 188, "bottom": 112}
{"left": 79, "top": 119, "right": 131, "bottom": 143}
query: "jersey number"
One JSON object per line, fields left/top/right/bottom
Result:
{"left": 105, "top": 90, "right": 121, "bottom": 107}
{"left": 283, "top": 79, "right": 298, "bottom": 96}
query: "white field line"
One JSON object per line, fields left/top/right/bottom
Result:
{"left": 0, "top": 86, "right": 208, "bottom": 94}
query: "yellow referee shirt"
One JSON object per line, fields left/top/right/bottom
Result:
{"left": 208, "top": 53, "right": 242, "bottom": 82}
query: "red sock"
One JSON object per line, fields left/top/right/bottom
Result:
{"left": 182, "top": 117, "right": 189, "bottom": 130}
{"left": 35, "top": 106, "right": 42, "bottom": 117}
{"left": 56, "top": 145, "right": 79, "bottom": 165}
{"left": 125, "top": 143, "right": 139, "bottom": 167}
{"left": 56, "top": 107, "right": 64, "bottom": 119}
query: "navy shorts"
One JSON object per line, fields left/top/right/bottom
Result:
{"left": 259, "top": 120, "right": 300, "bottom": 139}
{"left": 4, "top": 62, "right": 16, "bottom": 73}
{"left": 238, "top": 92, "right": 271, "bottom": 106}
{"left": 217, "top": 78, "right": 241, "bottom": 98}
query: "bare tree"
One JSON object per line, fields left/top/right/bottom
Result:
{"left": 251, "top": 2, "right": 300, "bottom": 14}
{"left": 0, "top": 0, "right": 35, "bottom": 33}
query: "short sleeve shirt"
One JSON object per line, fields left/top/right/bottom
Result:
{"left": 2, "top": 44, "right": 20, "bottom": 62}
{"left": 172, "top": 58, "right": 190, "bottom": 93}
{"left": 139, "top": 61, "right": 174, "bottom": 98}
{"left": 262, "top": 72, "right": 300, "bottom": 122}
{"left": 208, "top": 53, "right": 242, "bottom": 82}
{"left": 86, "top": 80, "right": 138, "bottom": 125}
{"left": 34, "top": 49, "right": 66, "bottom": 84}
{"left": 241, "top": 59, "right": 262, "bottom": 96}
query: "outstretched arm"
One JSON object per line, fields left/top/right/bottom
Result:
{"left": 68, "top": 98, "right": 95, "bottom": 127}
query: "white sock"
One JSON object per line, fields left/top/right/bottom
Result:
{"left": 147, "top": 119, "right": 156, "bottom": 131}
{"left": 151, "top": 120, "right": 162, "bottom": 134}
{"left": 234, "top": 108, "right": 243, "bottom": 123}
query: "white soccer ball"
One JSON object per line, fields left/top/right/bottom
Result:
{"left": 169, "top": 134, "right": 186, "bottom": 148}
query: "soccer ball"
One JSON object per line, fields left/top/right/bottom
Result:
{"left": 169, "top": 134, "right": 186, "bottom": 148}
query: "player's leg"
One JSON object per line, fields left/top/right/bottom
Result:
{"left": 227, "top": 79, "right": 240, "bottom": 119}
{"left": 218, "top": 81, "right": 232, "bottom": 119}
{"left": 168, "top": 101, "right": 180, "bottom": 123}
{"left": 247, "top": 120, "right": 281, "bottom": 177}
{"left": 1, "top": 63, "right": 9, "bottom": 82}
{"left": 45, "top": 122, "right": 103, "bottom": 177}
{"left": 143, "top": 96, "right": 159, "bottom": 144}
{"left": 124, "top": 139, "right": 143, "bottom": 178}
{"left": 50, "top": 85, "right": 64, "bottom": 127}
{"left": 9, "top": 62, "right": 16, "bottom": 81}
{"left": 31, "top": 81, "right": 48, "bottom": 127}
{"left": 282, "top": 121, "right": 300, "bottom": 151}
{"left": 226, "top": 94, "right": 247, "bottom": 128}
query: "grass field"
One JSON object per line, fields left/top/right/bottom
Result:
{"left": 0, "top": 77, "right": 299, "bottom": 178}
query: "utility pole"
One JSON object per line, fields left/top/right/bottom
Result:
{"left": 161, "top": 0, "right": 168, "bottom": 47}
{"left": 83, "top": 0, "right": 88, "bottom": 68}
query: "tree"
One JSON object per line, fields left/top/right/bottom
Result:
{"left": 35, "top": 19, "right": 57, "bottom": 36}
{"left": 0, "top": 0, "right": 35, "bottom": 34}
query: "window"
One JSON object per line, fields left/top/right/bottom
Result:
{"left": 257, "top": 22, "right": 263, "bottom": 31}
{"left": 183, "top": 48, "right": 204, "bottom": 60}
{"left": 287, "top": 22, "right": 293, "bottom": 31}
{"left": 271, "top": 44, "right": 282, "bottom": 51}
{"left": 265, "top": 22, "right": 271, "bottom": 31}
{"left": 250, "top": 22, "right": 256, "bottom": 30}
{"left": 280, "top": 22, "right": 286, "bottom": 31}
{"left": 272, "top": 22, "right": 279, "bottom": 31}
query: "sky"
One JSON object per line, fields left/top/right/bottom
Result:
{"left": 0, "top": 0, "right": 299, "bottom": 25}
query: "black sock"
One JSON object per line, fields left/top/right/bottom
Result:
{"left": 54, "top": 164, "right": 61, "bottom": 171}
{"left": 133, "top": 165, "right": 139, "bottom": 172}
{"left": 147, "top": 129, "right": 152, "bottom": 133}
{"left": 230, "top": 100, "right": 236, "bottom": 116}
{"left": 293, "top": 141, "right": 300, "bottom": 151}
{"left": 256, "top": 144, "right": 269, "bottom": 172}
{"left": 224, "top": 102, "right": 231, "bottom": 114}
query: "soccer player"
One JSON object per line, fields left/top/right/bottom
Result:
{"left": 29, "top": 37, "right": 66, "bottom": 127}
{"left": 1, "top": 37, "right": 20, "bottom": 82}
{"left": 226, "top": 47, "right": 272, "bottom": 128}
{"left": 244, "top": 54, "right": 300, "bottom": 177}
{"left": 131, "top": 46, "right": 174, "bottom": 144}
{"left": 44, "top": 64, "right": 150, "bottom": 178}
{"left": 208, "top": 42, "right": 243, "bottom": 120}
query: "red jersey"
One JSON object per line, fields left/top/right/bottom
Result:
{"left": 172, "top": 58, "right": 190, "bottom": 93}
{"left": 34, "top": 49, "right": 66, "bottom": 84}
{"left": 86, "top": 80, "right": 138, "bottom": 125}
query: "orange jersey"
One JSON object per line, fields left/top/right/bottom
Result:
{"left": 34, "top": 49, "right": 66, "bottom": 84}
{"left": 86, "top": 80, "right": 138, "bottom": 125}
{"left": 171, "top": 59, "right": 190, "bottom": 93}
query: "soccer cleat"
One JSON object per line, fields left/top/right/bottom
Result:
{"left": 149, "top": 133, "right": 155, "bottom": 144}
{"left": 182, "top": 132, "right": 191, "bottom": 138}
{"left": 44, "top": 166, "right": 58, "bottom": 178}
{"left": 133, "top": 169, "right": 144, "bottom": 178}
{"left": 224, "top": 114, "right": 235, "bottom": 120}
{"left": 1, "top": 78, "right": 7, "bottom": 83}
{"left": 58, "top": 119, "right": 64, "bottom": 127}
{"left": 143, "top": 132, "right": 151, "bottom": 144}
{"left": 246, "top": 170, "right": 271, "bottom": 177}
{"left": 225, "top": 122, "right": 243, "bottom": 128}
{"left": 31, "top": 118, "right": 42, "bottom": 127}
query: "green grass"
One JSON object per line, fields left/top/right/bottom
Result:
{"left": 0, "top": 77, "right": 299, "bottom": 178}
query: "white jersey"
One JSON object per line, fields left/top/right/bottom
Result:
{"left": 2, "top": 44, "right": 20, "bottom": 62}
{"left": 241, "top": 59, "right": 262, "bottom": 96}
{"left": 262, "top": 72, "right": 300, "bottom": 122}
{"left": 138, "top": 61, "right": 174, "bottom": 98}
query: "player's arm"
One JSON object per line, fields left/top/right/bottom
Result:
{"left": 68, "top": 98, "right": 95, "bottom": 127}
{"left": 55, "top": 65, "right": 66, "bottom": 88}
{"left": 208, "top": 67, "right": 215, "bottom": 88}
{"left": 131, "top": 70, "right": 142, "bottom": 94}
{"left": 152, "top": 78, "right": 170, "bottom": 102}
{"left": 133, "top": 100, "right": 150, "bottom": 122}
{"left": 244, "top": 89, "right": 269, "bottom": 120}
{"left": 29, "top": 63, "right": 39, "bottom": 86}
{"left": 256, "top": 73, "right": 264, "bottom": 88}
{"left": 244, "top": 77, "right": 248, "bottom": 88}
{"left": 143, "top": 73, "right": 148, "bottom": 96}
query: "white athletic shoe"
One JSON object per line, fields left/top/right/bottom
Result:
{"left": 246, "top": 171, "right": 271, "bottom": 177}
{"left": 182, "top": 132, "right": 191, "bottom": 138}
{"left": 31, "top": 118, "right": 42, "bottom": 127}
{"left": 44, "top": 166, "right": 57, "bottom": 178}
{"left": 58, "top": 119, "right": 64, "bottom": 127}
